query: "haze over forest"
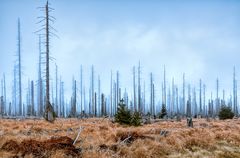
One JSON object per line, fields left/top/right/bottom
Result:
{"left": 0, "top": 0, "right": 240, "bottom": 117}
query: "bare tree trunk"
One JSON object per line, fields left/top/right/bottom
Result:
{"left": 150, "top": 73, "right": 153, "bottom": 115}
{"left": 101, "top": 93, "right": 105, "bottom": 116}
{"left": 110, "top": 70, "right": 113, "bottom": 116}
{"left": 89, "top": 88, "right": 91, "bottom": 115}
{"left": 31, "top": 80, "right": 34, "bottom": 116}
{"left": 133, "top": 67, "right": 136, "bottom": 111}
{"left": 182, "top": 73, "right": 185, "bottom": 116}
{"left": 116, "top": 71, "right": 119, "bottom": 105}
{"left": 0, "top": 96, "right": 3, "bottom": 116}
{"left": 13, "top": 65, "right": 17, "bottom": 116}
{"left": 44, "top": 1, "right": 55, "bottom": 122}
{"left": 98, "top": 75, "right": 101, "bottom": 116}
{"left": 59, "top": 77, "right": 62, "bottom": 117}
{"left": 138, "top": 61, "right": 141, "bottom": 113}
{"left": 94, "top": 92, "right": 97, "bottom": 116}
{"left": 1, "top": 79, "right": 4, "bottom": 115}
{"left": 38, "top": 35, "right": 43, "bottom": 117}
{"left": 233, "top": 66, "right": 238, "bottom": 115}
{"left": 71, "top": 78, "right": 77, "bottom": 117}
{"left": 61, "top": 81, "right": 65, "bottom": 117}
{"left": 55, "top": 64, "right": 58, "bottom": 117}
{"left": 203, "top": 84, "right": 206, "bottom": 117}
{"left": 176, "top": 87, "right": 179, "bottom": 115}
{"left": 153, "top": 83, "right": 155, "bottom": 116}
{"left": 216, "top": 78, "right": 220, "bottom": 116}
{"left": 114, "top": 82, "right": 116, "bottom": 115}
{"left": 124, "top": 88, "right": 128, "bottom": 108}
{"left": 91, "top": 65, "right": 94, "bottom": 116}
{"left": 171, "top": 78, "right": 175, "bottom": 116}
{"left": 83, "top": 86, "right": 86, "bottom": 114}
{"left": 187, "top": 84, "right": 191, "bottom": 117}
{"left": 199, "top": 79, "right": 202, "bottom": 116}
{"left": 80, "top": 65, "right": 83, "bottom": 113}
{"left": 143, "top": 81, "right": 145, "bottom": 114}
{"left": 17, "top": 18, "right": 22, "bottom": 116}
{"left": 3, "top": 74, "right": 6, "bottom": 115}
{"left": 192, "top": 87, "right": 197, "bottom": 117}
{"left": 163, "top": 66, "right": 166, "bottom": 109}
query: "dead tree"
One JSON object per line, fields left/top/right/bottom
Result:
{"left": 83, "top": 86, "right": 86, "bottom": 114}
{"left": 110, "top": 70, "right": 113, "bottom": 116}
{"left": 55, "top": 64, "right": 58, "bottom": 116}
{"left": 101, "top": 93, "right": 106, "bottom": 116}
{"left": 216, "top": 78, "right": 220, "bottom": 116}
{"left": 80, "top": 65, "right": 83, "bottom": 113}
{"left": 12, "top": 65, "right": 17, "bottom": 116}
{"left": 182, "top": 73, "right": 185, "bottom": 116}
{"left": 203, "top": 84, "right": 206, "bottom": 117}
{"left": 1, "top": 75, "right": 6, "bottom": 115}
{"left": 221, "top": 89, "right": 225, "bottom": 107}
{"left": 36, "top": 1, "right": 57, "bottom": 121}
{"left": 98, "top": 75, "right": 101, "bottom": 116}
{"left": 17, "top": 18, "right": 22, "bottom": 116}
{"left": 94, "top": 92, "right": 97, "bottom": 116}
{"left": 150, "top": 73, "right": 155, "bottom": 115}
{"left": 208, "top": 92, "right": 214, "bottom": 117}
{"left": 186, "top": 84, "right": 191, "bottom": 117}
{"left": 31, "top": 80, "right": 34, "bottom": 116}
{"left": 124, "top": 88, "right": 129, "bottom": 109}
{"left": 59, "top": 77, "right": 62, "bottom": 117}
{"left": 113, "top": 75, "right": 116, "bottom": 115}
{"left": 91, "top": 65, "right": 95, "bottom": 116}
{"left": 0, "top": 96, "right": 3, "bottom": 116}
{"left": 116, "top": 71, "right": 119, "bottom": 106}
{"left": 138, "top": 61, "right": 141, "bottom": 113}
{"left": 59, "top": 80, "right": 65, "bottom": 117}
{"left": 192, "top": 87, "right": 197, "bottom": 117}
{"left": 143, "top": 81, "right": 146, "bottom": 114}
{"left": 153, "top": 83, "right": 155, "bottom": 116}
{"left": 71, "top": 78, "right": 77, "bottom": 117}
{"left": 233, "top": 67, "right": 238, "bottom": 116}
{"left": 1, "top": 78, "right": 4, "bottom": 115}
{"left": 171, "top": 78, "right": 175, "bottom": 116}
{"left": 27, "top": 80, "right": 31, "bottom": 116}
{"left": 199, "top": 79, "right": 202, "bottom": 116}
{"left": 163, "top": 66, "right": 167, "bottom": 111}
{"left": 133, "top": 66, "right": 136, "bottom": 111}
{"left": 176, "top": 87, "right": 179, "bottom": 115}
{"left": 38, "top": 35, "right": 43, "bottom": 117}
{"left": 3, "top": 74, "right": 6, "bottom": 115}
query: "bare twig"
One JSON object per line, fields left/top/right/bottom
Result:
{"left": 120, "top": 135, "right": 131, "bottom": 145}
{"left": 73, "top": 126, "right": 84, "bottom": 145}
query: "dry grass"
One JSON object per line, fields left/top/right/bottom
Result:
{"left": 0, "top": 118, "right": 240, "bottom": 158}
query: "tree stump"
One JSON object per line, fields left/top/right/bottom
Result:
{"left": 187, "top": 117, "right": 193, "bottom": 128}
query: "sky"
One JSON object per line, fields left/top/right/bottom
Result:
{"left": 0, "top": 0, "right": 240, "bottom": 102}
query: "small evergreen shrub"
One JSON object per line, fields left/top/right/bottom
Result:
{"left": 219, "top": 106, "right": 234, "bottom": 120}
{"left": 159, "top": 104, "right": 167, "bottom": 119}
{"left": 115, "top": 99, "right": 131, "bottom": 125}
{"left": 131, "top": 112, "right": 141, "bottom": 126}
{"left": 115, "top": 99, "right": 142, "bottom": 126}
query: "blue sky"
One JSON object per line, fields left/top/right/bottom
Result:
{"left": 0, "top": 0, "right": 240, "bottom": 101}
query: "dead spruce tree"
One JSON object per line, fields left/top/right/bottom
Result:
{"left": 37, "top": 1, "right": 57, "bottom": 122}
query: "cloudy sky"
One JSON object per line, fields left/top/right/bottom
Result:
{"left": 0, "top": 0, "right": 240, "bottom": 101}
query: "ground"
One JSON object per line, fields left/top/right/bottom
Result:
{"left": 0, "top": 118, "right": 240, "bottom": 158}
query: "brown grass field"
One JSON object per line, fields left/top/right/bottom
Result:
{"left": 0, "top": 118, "right": 240, "bottom": 158}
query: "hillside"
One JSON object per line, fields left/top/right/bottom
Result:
{"left": 0, "top": 118, "right": 240, "bottom": 158}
